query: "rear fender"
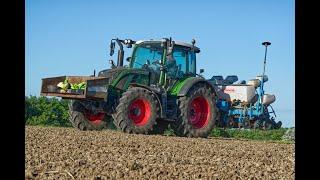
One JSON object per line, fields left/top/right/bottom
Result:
{"left": 176, "top": 77, "right": 217, "bottom": 97}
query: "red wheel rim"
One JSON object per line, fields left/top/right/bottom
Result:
{"left": 128, "top": 98, "right": 151, "bottom": 126}
{"left": 188, "top": 96, "right": 211, "bottom": 129}
{"left": 84, "top": 110, "right": 105, "bottom": 125}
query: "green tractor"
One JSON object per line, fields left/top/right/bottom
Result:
{"left": 41, "top": 38, "right": 218, "bottom": 138}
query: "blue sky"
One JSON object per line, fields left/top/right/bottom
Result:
{"left": 26, "top": 0, "right": 295, "bottom": 127}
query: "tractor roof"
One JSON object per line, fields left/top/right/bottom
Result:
{"left": 135, "top": 40, "right": 200, "bottom": 52}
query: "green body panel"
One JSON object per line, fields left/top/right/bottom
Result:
{"left": 168, "top": 76, "right": 198, "bottom": 96}
{"left": 109, "top": 68, "right": 150, "bottom": 93}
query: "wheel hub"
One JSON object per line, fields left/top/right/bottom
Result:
{"left": 188, "top": 96, "right": 211, "bottom": 129}
{"left": 128, "top": 98, "right": 151, "bottom": 126}
{"left": 84, "top": 110, "right": 105, "bottom": 125}
{"left": 130, "top": 108, "right": 141, "bottom": 116}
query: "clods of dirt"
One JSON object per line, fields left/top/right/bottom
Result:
{"left": 25, "top": 126, "right": 294, "bottom": 179}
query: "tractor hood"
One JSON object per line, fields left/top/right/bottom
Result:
{"left": 98, "top": 67, "right": 150, "bottom": 91}
{"left": 98, "top": 67, "right": 127, "bottom": 80}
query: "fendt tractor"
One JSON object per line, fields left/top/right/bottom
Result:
{"left": 40, "top": 38, "right": 281, "bottom": 138}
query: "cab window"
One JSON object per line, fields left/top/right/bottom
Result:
{"left": 131, "top": 43, "right": 163, "bottom": 72}
{"left": 188, "top": 51, "right": 196, "bottom": 75}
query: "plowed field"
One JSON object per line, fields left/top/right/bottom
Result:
{"left": 25, "top": 126, "right": 294, "bottom": 179}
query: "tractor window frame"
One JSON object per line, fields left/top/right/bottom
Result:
{"left": 171, "top": 46, "right": 188, "bottom": 74}
{"left": 130, "top": 42, "right": 197, "bottom": 76}
{"left": 186, "top": 50, "right": 196, "bottom": 75}
{"left": 129, "top": 42, "right": 164, "bottom": 71}
{"left": 172, "top": 45, "right": 197, "bottom": 76}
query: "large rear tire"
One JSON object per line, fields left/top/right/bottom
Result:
{"left": 68, "top": 100, "right": 108, "bottom": 130}
{"left": 171, "top": 83, "right": 218, "bottom": 138}
{"left": 113, "top": 87, "right": 160, "bottom": 134}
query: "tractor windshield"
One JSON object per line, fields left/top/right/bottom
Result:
{"left": 130, "top": 42, "right": 196, "bottom": 77}
{"left": 130, "top": 42, "right": 163, "bottom": 72}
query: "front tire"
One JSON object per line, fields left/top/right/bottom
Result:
{"left": 68, "top": 100, "right": 108, "bottom": 130}
{"left": 113, "top": 87, "right": 160, "bottom": 134}
{"left": 171, "top": 83, "right": 218, "bottom": 138}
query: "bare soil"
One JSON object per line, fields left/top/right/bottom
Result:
{"left": 25, "top": 126, "right": 294, "bottom": 179}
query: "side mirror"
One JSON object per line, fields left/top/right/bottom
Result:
{"left": 109, "top": 41, "right": 115, "bottom": 56}
{"left": 200, "top": 69, "right": 204, "bottom": 74}
{"left": 126, "top": 57, "right": 131, "bottom": 62}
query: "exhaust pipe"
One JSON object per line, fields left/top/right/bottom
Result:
{"left": 115, "top": 39, "right": 124, "bottom": 67}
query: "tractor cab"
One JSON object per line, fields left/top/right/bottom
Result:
{"left": 104, "top": 38, "right": 201, "bottom": 88}
{"left": 129, "top": 40, "right": 200, "bottom": 82}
